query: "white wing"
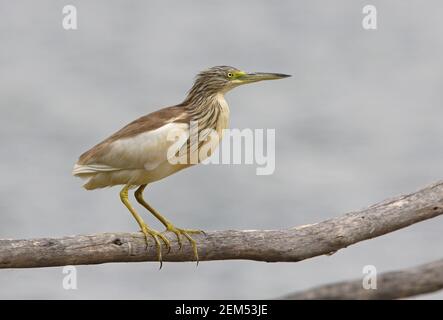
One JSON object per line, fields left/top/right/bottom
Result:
{"left": 72, "top": 122, "right": 189, "bottom": 175}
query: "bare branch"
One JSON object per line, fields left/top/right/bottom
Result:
{"left": 1, "top": 180, "right": 443, "bottom": 268}
{"left": 279, "top": 259, "right": 443, "bottom": 299}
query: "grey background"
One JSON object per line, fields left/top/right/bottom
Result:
{"left": 0, "top": 0, "right": 442, "bottom": 299}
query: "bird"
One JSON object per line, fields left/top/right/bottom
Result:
{"left": 73, "top": 66, "right": 290, "bottom": 266}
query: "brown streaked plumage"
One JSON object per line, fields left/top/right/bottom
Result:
{"left": 73, "top": 66, "right": 290, "bottom": 267}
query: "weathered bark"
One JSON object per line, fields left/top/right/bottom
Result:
{"left": 280, "top": 259, "right": 443, "bottom": 299}
{"left": 0, "top": 180, "right": 443, "bottom": 268}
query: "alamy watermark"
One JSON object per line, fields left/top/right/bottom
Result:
{"left": 362, "top": 5, "right": 377, "bottom": 30}
{"left": 166, "top": 121, "right": 275, "bottom": 175}
{"left": 62, "top": 5, "right": 78, "bottom": 30}
{"left": 362, "top": 265, "right": 377, "bottom": 290}
{"left": 62, "top": 265, "right": 78, "bottom": 290}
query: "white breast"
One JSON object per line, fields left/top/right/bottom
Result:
{"left": 215, "top": 93, "right": 230, "bottom": 135}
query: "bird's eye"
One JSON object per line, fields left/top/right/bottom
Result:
{"left": 227, "top": 73, "right": 233, "bottom": 78}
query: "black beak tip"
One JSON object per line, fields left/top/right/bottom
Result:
{"left": 279, "top": 73, "right": 291, "bottom": 78}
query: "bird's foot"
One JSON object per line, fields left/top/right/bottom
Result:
{"left": 164, "top": 224, "right": 205, "bottom": 264}
{"left": 139, "top": 224, "right": 171, "bottom": 269}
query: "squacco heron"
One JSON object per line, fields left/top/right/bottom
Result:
{"left": 73, "top": 66, "right": 290, "bottom": 266}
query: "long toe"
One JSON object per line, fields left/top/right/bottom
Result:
{"left": 164, "top": 225, "right": 203, "bottom": 264}
{"left": 180, "top": 230, "right": 199, "bottom": 265}
{"left": 157, "top": 233, "right": 171, "bottom": 253}
{"left": 140, "top": 226, "right": 169, "bottom": 268}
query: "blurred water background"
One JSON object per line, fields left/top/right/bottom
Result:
{"left": 0, "top": 0, "right": 442, "bottom": 299}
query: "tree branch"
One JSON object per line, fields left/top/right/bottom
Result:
{"left": 1, "top": 180, "right": 443, "bottom": 268}
{"left": 279, "top": 258, "right": 443, "bottom": 299}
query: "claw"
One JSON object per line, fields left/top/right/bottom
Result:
{"left": 180, "top": 230, "right": 199, "bottom": 265}
{"left": 140, "top": 225, "right": 171, "bottom": 269}
{"left": 157, "top": 233, "right": 171, "bottom": 253}
{"left": 168, "top": 228, "right": 183, "bottom": 250}
{"left": 164, "top": 224, "right": 204, "bottom": 264}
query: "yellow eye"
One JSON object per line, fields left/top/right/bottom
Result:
{"left": 227, "top": 72, "right": 233, "bottom": 78}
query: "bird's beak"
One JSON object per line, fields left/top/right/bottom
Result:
{"left": 237, "top": 72, "right": 291, "bottom": 83}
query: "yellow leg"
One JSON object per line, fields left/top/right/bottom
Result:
{"left": 120, "top": 185, "right": 170, "bottom": 268}
{"left": 134, "top": 184, "right": 204, "bottom": 263}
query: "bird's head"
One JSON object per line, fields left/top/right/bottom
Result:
{"left": 186, "top": 66, "right": 290, "bottom": 99}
